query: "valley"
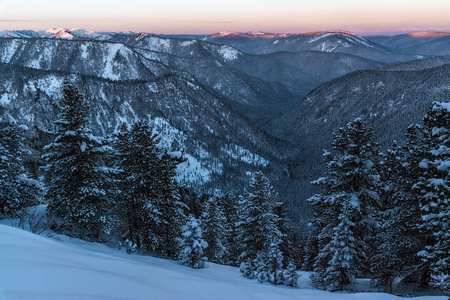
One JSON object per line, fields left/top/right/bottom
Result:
{"left": 1, "top": 28, "right": 450, "bottom": 229}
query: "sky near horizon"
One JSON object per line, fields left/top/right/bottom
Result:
{"left": 0, "top": 0, "right": 449, "bottom": 35}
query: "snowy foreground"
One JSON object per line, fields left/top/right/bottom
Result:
{"left": 0, "top": 225, "right": 446, "bottom": 300}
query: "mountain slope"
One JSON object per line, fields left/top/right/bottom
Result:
{"left": 0, "top": 38, "right": 168, "bottom": 80}
{"left": 367, "top": 32, "right": 450, "bottom": 56}
{"left": 0, "top": 63, "right": 280, "bottom": 192}
{"left": 270, "top": 63, "right": 450, "bottom": 170}
{"left": 202, "top": 31, "right": 421, "bottom": 63}
{"left": 1, "top": 224, "right": 445, "bottom": 300}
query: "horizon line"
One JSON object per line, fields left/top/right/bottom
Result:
{"left": 1, "top": 27, "right": 450, "bottom": 37}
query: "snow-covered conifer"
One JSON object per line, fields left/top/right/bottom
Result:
{"left": 43, "top": 81, "right": 111, "bottom": 240}
{"left": 413, "top": 102, "right": 450, "bottom": 295}
{"left": 0, "top": 111, "right": 40, "bottom": 218}
{"left": 113, "top": 121, "right": 186, "bottom": 258}
{"left": 179, "top": 217, "right": 208, "bottom": 269}
{"left": 283, "top": 260, "right": 300, "bottom": 288}
{"left": 239, "top": 172, "right": 282, "bottom": 261}
{"left": 371, "top": 139, "right": 425, "bottom": 291}
{"left": 309, "top": 118, "right": 380, "bottom": 291}
{"left": 201, "top": 195, "right": 228, "bottom": 264}
{"left": 267, "top": 241, "right": 284, "bottom": 285}
{"left": 217, "top": 193, "right": 240, "bottom": 265}
{"left": 323, "top": 201, "right": 357, "bottom": 291}
{"left": 238, "top": 171, "right": 284, "bottom": 280}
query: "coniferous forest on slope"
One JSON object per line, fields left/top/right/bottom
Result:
{"left": 1, "top": 30, "right": 450, "bottom": 297}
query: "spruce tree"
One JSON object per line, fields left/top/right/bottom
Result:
{"left": 217, "top": 193, "right": 240, "bottom": 265}
{"left": 238, "top": 171, "right": 283, "bottom": 280}
{"left": 43, "top": 81, "right": 111, "bottom": 240}
{"left": 414, "top": 102, "right": 450, "bottom": 295}
{"left": 0, "top": 108, "right": 39, "bottom": 218}
{"left": 201, "top": 195, "right": 228, "bottom": 264}
{"left": 152, "top": 150, "right": 187, "bottom": 258}
{"left": 309, "top": 118, "right": 380, "bottom": 291}
{"left": 267, "top": 241, "right": 284, "bottom": 285}
{"left": 113, "top": 121, "right": 186, "bottom": 258}
{"left": 179, "top": 216, "right": 208, "bottom": 269}
{"left": 283, "top": 260, "right": 300, "bottom": 288}
{"left": 324, "top": 201, "right": 358, "bottom": 291}
{"left": 371, "top": 139, "right": 425, "bottom": 292}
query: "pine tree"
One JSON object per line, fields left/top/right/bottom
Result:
{"left": 324, "top": 201, "right": 358, "bottom": 291}
{"left": 414, "top": 102, "right": 450, "bottom": 295}
{"left": 267, "top": 241, "right": 284, "bottom": 285}
{"left": 0, "top": 109, "right": 40, "bottom": 218}
{"left": 152, "top": 150, "right": 187, "bottom": 258}
{"left": 309, "top": 118, "right": 380, "bottom": 291}
{"left": 371, "top": 139, "right": 425, "bottom": 292}
{"left": 255, "top": 250, "right": 270, "bottom": 283}
{"left": 217, "top": 193, "right": 240, "bottom": 265}
{"left": 201, "top": 195, "right": 228, "bottom": 264}
{"left": 179, "top": 217, "right": 208, "bottom": 269}
{"left": 113, "top": 121, "right": 186, "bottom": 258}
{"left": 238, "top": 171, "right": 283, "bottom": 279}
{"left": 43, "top": 81, "right": 111, "bottom": 240}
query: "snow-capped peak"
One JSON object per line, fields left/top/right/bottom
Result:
{"left": 406, "top": 31, "right": 450, "bottom": 38}
{"left": 44, "top": 28, "right": 77, "bottom": 38}
{"left": 304, "top": 30, "right": 357, "bottom": 37}
{"left": 211, "top": 31, "right": 294, "bottom": 39}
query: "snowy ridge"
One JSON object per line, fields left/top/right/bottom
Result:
{"left": 44, "top": 28, "right": 77, "bottom": 38}
{"left": 211, "top": 31, "right": 294, "bottom": 39}
{"left": 0, "top": 38, "right": 152, "bottom": 80}
{"left": 307, "top": 32, "right": 379, "bottom": 50}
{"left": 406, "top": 31, "right": 450, "bottom": 38}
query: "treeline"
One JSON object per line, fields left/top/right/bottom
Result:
{"left": 303, "top": 110, "right": 450, "bottom": 296}
{"left": 0, "top": 81, "right": 300, "bottom": 287}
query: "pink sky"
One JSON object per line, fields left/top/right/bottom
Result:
{"left": 0, "top": 0, "right": 449, "bottom": 35}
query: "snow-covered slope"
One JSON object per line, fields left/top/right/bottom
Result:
{"left": 0, "top": 224, "right": 445, "bottom": 300}
{"left": 0, "top": 38, "right": 166, "bottom": 80}
{"left": 0, "top": 63, "right": 279, "bottom": 191}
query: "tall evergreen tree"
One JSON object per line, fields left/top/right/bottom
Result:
{"left": 0, "top": 108, "right": 39, "bottom": 218}
{"left": 217, "top": 193, "right": 240, "bottom": 265}
{"left": 43, "top": 81, "right": 111, "bottom": 240}
{"left": 309, "top": 118, "right": 380, "bottom": 291}
{"left": 371, "top": 138, "right": 425, "bottom": 292}
{"left": 201, "top": 195, "right": 228, "bottom": 264}
{"left": 238, "top": 171, "right": 283, "bottom": 280}
{"left": 113, "top": 121, "right": 186, "bottom": 258}
{"left": 414, "top": 102, "right": 450, "bottom": 295}
{"left": 324, "top": 201, "right": 358, "bottom": 291}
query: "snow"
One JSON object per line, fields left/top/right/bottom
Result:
{"left": 0, "top": 93, "right": 10, "bottom": 105}
{"left": 44, "top": 28, "right": 76, "bottom": 39}
{"left": 0, "top": 224, "right": 445, "bottom": 300}
{"left": 102, "top": 44, "right": 123, "bottom": 80}
{"left": 221, "top": 144, "right": 269, "bottom": 167}
{"left": 434, "top": 101, "right": 450, "bottom": 112}
{"left": 0, "top": 38, "right": 21, "bottom": 62}
{"left": 141, "top": 36, "right": 172, "bottom": 52}
{"left": 180, "top": 40, "right": 196, "bottom": 47}
{"left": 80, "top": 44, "right": 88, "bottom": 59}
{"left": 218, "top": 46, "right": 241, "bottom": 62}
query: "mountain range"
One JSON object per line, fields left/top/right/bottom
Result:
{"left": 1, "top": 27, "right": 450, "bottom": 230}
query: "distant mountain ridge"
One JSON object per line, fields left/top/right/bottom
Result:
{"left": 2, "top": 27, "right": 450, "bottom": 229}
